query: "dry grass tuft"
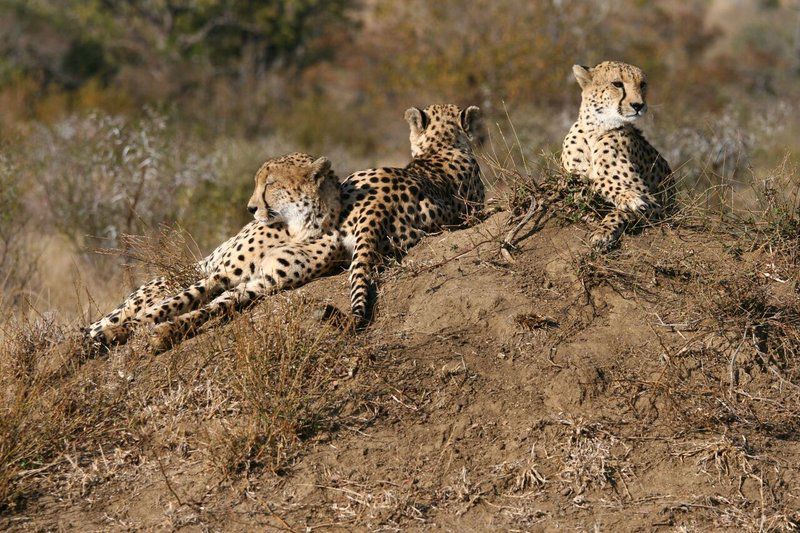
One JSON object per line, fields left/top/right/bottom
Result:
{"left": 201, "top": 300, "right": 353, "bottom": 475}
{"left": 553, "top": 417, "right": 633, "bottom": 499}
{"left": 0, "top": 314, "right": 126, "bottom": 512}
{"left": 671, "top": 434, "right": 758, "bottom": 483}
{"left": 96, "top": 224, "right": 204, "bottom": 292}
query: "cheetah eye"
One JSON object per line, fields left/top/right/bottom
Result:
{"left": 612, "top": 81, "right": 624, "bottom": 88}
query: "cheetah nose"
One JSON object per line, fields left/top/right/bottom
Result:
{"left": 247, "top": 206, "right": 257, "bottom": 214}
{"left": 630, "top": 102, "right": 645, "bottom": 112}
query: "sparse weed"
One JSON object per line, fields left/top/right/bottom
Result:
{"left": 0, "top": 314, "right": 117, "bottom": 512}
{"left": 553, "top": 417, "right": 633, "bottom": 498}
{"left": 202, "top": 300, "right": 352, "bottom": 475}
{"left": 97, "top": 224, "right": 204, "bottom": 293}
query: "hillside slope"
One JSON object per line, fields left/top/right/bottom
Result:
{"left": 4, "top": 211, "right": 800, "bottom": 531}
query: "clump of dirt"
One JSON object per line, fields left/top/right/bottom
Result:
{"left": 2, "top": 209, "right": 799, "bottom": 531}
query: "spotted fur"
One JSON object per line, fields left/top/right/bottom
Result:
{"left": 339, "top": 103, "right": 484, "bottom": 323}
{"left": 561, "top": 61, "right": 672, "bottom": 249}
{"left": 86, "top": 153, "right": 342, "bottom": 350}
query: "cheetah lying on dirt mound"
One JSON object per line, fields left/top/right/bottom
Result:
{"left": 562, "top": 60, "right": 673, "bottom": 249}
{"left": 337, "top": 103, "right": 484, "bottom": 324}
{"left": 87, "top": 153, "right": 342, "bottom": 350}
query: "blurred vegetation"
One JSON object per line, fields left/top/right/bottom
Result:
{"left": 0, "top": 0, "right": 798, "bottom": 313}
{"left": 3, "top": 1, "right": 798, "bottom": 133}
{"left": 0, "top": 152, "right": 36, "bottom": 307}
{"left": 0, "top": 0, "right": 358, "bottom": 129}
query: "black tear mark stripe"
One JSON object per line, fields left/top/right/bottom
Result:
{"left": 617, "top": 85, "right": 627, "bottom": 115}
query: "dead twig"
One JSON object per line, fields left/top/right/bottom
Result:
{"left": 501, "top": 196, "right": 541, "bottom": 262}
{"left": 155, "top": 453, "right": 188, "bottom": 509}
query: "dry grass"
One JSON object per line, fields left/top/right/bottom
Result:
{"left": 0, "top": 316, "right": 125, "bottom": 511}
{"left": 95, "top": 224, "right": 205, "bottom": 293}
{"left": 553, "top": 417, "right": 633, "bottom": 499}
{"left": 200, "top": 302, "right": 354, "bottom": 475}
{"left": 0, "top": 292, "right": 355, "bottom": 514}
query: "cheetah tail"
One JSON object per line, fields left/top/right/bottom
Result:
{"left": 348, "top": 224, "right": 383, "bottom": 325}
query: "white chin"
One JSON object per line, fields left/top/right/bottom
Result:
{"left": 599, "top": 115, "right": 628, "bottom": 129}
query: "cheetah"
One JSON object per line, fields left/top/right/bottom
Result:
{"left": 337, "top": 103, "right": 484, "bottom": 324}
{"left": 561, "top": 60, "right": 672, "bottom": 249}
{"left": 86, "top": 153, "right": 342, "bottom": 349}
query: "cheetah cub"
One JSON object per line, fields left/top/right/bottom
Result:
{"left": 339, "top": 104, "right": 484, "bottom": 324}
{"left": 87, "top": 153, "right": 342, "bottom": 350}
{"left": 562, "top": 61, "right": 672, "bottom": 249}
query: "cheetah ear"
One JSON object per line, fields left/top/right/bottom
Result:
{"left": 459, "top": 105, "right": 481, "bottom": 137}
{"left": 308, "top": 156, "right": 331, "bottom": 184}
{"left": 572, "top": 64, "right": 593, "bottom": 89}
{"left": 405, "top": 107, "right": 428, "bottom": 131}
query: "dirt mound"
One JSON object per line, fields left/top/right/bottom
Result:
{"left": 4, "top": 212, "right": 800, "bottom": 531}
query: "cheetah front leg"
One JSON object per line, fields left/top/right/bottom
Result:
{"left": 590, "top": 187, "right": 656, "bottom": 250}
{"left": 134, "top": 272, "right": 236, "bottom": 329}
{"left": 86, "top": 276, "right": 172, "bottom": 346}
{"left": 150, "top": 231, "right": 342, "bottom": 351}
{"left": 148, "top": 278, "right": 272, "bottom": 352}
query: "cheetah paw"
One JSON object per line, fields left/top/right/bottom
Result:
{"left": 149, "top": 323, "right": 178, "bottom": 353}
{"left": 97, "top": 323, "right": 133, "bottom": 346}
{"left": 81, "top": 326, "right": 111, "bottom": 354}
{"left": 589, "top": 229, "right": 616, "bottom": 251}
{"left": 617, "top": 192, "right": 652, "bottom": 214}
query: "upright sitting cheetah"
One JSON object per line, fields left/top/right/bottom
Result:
{"left": 339, "top": 103, "right": 484, "bottom": 323}
{"left": 561, "top": 60, "right": 672, "bottom": 249}
{"left": 87, "top": 153, "right": 342, "bottom": 349}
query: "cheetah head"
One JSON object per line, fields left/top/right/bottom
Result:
{"left": 573, "top": 61, "right": 648, "bottom": 130}
{"left": 405, "top": 104, "right": 483, "bottom": 158}
{"left": 247, "top": 152, "right": 341, "bottom": 238}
